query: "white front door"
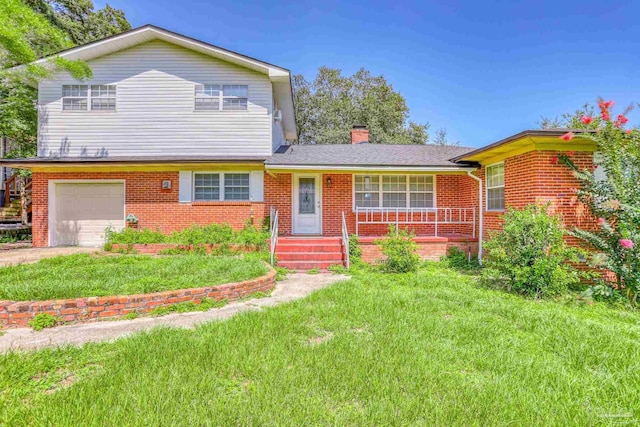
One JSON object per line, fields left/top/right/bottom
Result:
{"left": 292, "top": 174, "right": 322, "bottom": 234}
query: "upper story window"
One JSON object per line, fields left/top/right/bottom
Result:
{"left": 486, "top": 162, "right": 505, "bottom": 211}
{"left": 222, "top": 85, "right": 248, "bottom": 110}
{"left": 194, "top": 84, "right": 248, "bottom": 111}
{"left": 195, "top": 85, "right": 221, "bottom": 110}
{"left": 193, "top": 172, "right": 250, "bottom": 201}
{"left": 90, "top": 85, "right": 116, "bottom": 110}
{"left": 62, "top": 84, "right": 116, "bottom": 111}
{"left": 62, "top": 85, "right": 88, "bottom": 110}
{"left": 354, "top": 175, "right": 434, "bottom": 209}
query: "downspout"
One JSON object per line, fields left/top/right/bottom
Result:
{"left": 466, "top": 170, "right": 483, "bottom": 264}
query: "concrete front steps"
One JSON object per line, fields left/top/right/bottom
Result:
{"left": 275, "top": 237, "right": 345, "bottom": 270}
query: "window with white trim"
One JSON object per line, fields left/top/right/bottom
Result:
{"left": 62, "top": 85, "right": 88, "bottom": 110}
{"left": 63, "top": 85, "right": 116, "bottom": 111}
{"left": 195, "top": 84, "right": 221, "bottom": 110}
{"left": 354, "top": 175, "right": 434, "bottom": 209}
{"left": 194, "top": 84, "right": 248, "bottom": 111}
{"left": 193, "top": 172, "right": 250, "bottom": 201}
{"left": 223, "top": 85, "right": 248, "bottom": 110}
{"left": 90, "top": 85, "right": 116, "bottom": 110}
{"left": 354, "top": 175, "right": 380, "bottom": 207}
{"left": 486, "top": 163, "right": 505, "bottom": 211}
{"left": 224, "top": 173, "right": 250, "bottom": 200}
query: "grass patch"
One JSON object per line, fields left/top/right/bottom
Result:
{"left": 1, "top": 264, "right": 639, "bottom": 425}
{"left": 149, "top": 298, "right": 228, "bottom": 316}
{"left": 0, "top": 253, "right": 268, "bottom": 301}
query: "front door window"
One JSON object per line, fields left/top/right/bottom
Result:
{"left": 298, "top": 178, "right": 316, "bottom": 214}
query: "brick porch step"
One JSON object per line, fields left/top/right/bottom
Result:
{"left": 276, "top": 252, "right": 344, "bottom": 261}
{"left": 274, "top": 237, "right": 345, "bottom": 270}
{"left": 276, "top": 260, "right": 344, "bottom": 270}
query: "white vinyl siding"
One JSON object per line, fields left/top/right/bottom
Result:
{"left": 486, "top": 163, "right": 505, "bottom": 211}
{"left": 39, "top": 40, "right": 273, "bottom": 158}
{"left": 354, "top": 175, "right": 435, "bottom": 209}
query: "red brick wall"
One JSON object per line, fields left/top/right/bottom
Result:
{"left": 0, "top": 265, "right": 276, "bottom": 328}
{"left": 33, "top": 170, "right": 482, "bottom": 247}
{"left": 32, "top": 171, "right": 267, "bottom": 247}
{"left": 266, "top": 172, "right": 480, "bottom": 238}
{"left": 478, "top": 150, "right": 595, "bottom": 243}
{"left": 264, "top": 173, "right": 292, "bottom": 236}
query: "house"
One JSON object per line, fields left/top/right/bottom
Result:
{"left": 0, "top": 25, "right": 599, "bottom": 269}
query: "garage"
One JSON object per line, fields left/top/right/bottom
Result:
{"left": 51, "top": 182, "right": 125, "bottom": 247}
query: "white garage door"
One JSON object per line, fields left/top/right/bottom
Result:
{"left": 52, "top": 182, "right": 125, "bottom": 247}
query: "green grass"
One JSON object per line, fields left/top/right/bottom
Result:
{"left": 1, "top": 264, "right": 640, "bottom": 425}
{"left": 0, "top": 253, "right": 268, "bottom": 301}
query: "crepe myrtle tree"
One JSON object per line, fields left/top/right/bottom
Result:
{"left": 557, "top": 99, "right": 640, "bottom": 304}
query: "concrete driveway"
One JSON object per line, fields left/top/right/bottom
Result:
{"left": 0, "top": 247, "right": 100, "bottom": 267}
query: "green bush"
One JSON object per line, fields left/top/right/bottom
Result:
{"left": 375, "top": 225, "right": 420, "bottom": 273}
{"left": 481, "top": 204, "right": 584, "bottom": 298}
{"left": 28, "top": 313, "right": 58, "bottom": 331}
{"left": 348, "top": 234, "right": 362, "bottom": 266}
{"left": 236, "top": 221, "right": 269, "bottom": 250}
{"left": 105, "top": 222, "right": 268, "bottom": 251}
{"left": 442, "top": 247, "right": 479, "bottom": 270}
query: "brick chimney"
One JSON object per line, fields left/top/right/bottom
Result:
{"left": 350, "top": 125, "right": 369, "bottom": 144}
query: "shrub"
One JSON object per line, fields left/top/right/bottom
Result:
{"left": 28, "top": 313, "right": 58, "bottom": 331}
{"left": 375, "top": 225, "right": 420, "bottom": 273}
{"left": 557, "top": 100, "right": 640, "bottom": 305}
{"left": 105, "top": 226, "right": 166, "bottom": 245}
{"left": 348, "top": 234, "right": 362, "bottom": 265}
{"left": 481, "top": 204, "right": 583, "bottom": 298}
{"left": 236, "top": 221, "right": 269, "bottom": 251}
{"left": 442, "top": 246, "right": 479, "bottom": 270}
{"left": 105, "top": 222, "right": 268, "bottom": 252}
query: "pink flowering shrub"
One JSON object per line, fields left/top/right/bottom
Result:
{"left": 558, "top": 99, "right": 640, "bottom": 305}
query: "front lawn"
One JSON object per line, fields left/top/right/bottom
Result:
{"left": 0, "top": 253, "right": 268, "bottom": 301}
{"left": 1, "top": 264, "right": 640, "bottom": 425}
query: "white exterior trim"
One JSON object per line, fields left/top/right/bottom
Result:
{"left": 485, "top": 161, "right": 505, "bottom": 212}
{"left": 48, "top": 179, "right": 126, "bottom": 247}
{"left": 266, "top": 164, "right": 477, "bottom": 172}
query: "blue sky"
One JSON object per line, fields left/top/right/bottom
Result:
{"left": 95, "top": 0, "right": 640, "bottom": 147}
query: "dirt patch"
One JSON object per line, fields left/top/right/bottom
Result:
{"left": 309, "top": 331, "right": 334, "bottom": 345}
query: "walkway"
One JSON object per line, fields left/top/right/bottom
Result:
{"left": 0, "top": 273, "right": 349, "bottom": 353}
{"left": 0, "top": 247, "right": 98, "bottom": 267}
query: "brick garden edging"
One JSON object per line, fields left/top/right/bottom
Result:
{"left": 0, "top": 263, "right": 276, "bottom": 328}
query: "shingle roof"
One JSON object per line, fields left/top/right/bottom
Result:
{"left": 266, "top": 144, "right": 477, "bottom": 168}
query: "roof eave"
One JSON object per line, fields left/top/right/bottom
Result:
{"left": 264, "top": 164, "right": 478, "bottom": 172}
{"left": 450, "top": 129, "right": 597, "bottom": 163}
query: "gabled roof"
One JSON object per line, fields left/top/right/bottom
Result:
{"left": 266, "top": 143, "right": 477, "bottom": 171}
{"left": 450, "top": 129, "right": 597, "bottom": 164}
{"left": 26, "top": 24, "right": 297, "bottom": 139}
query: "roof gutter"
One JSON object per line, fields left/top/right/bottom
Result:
{"left": 265, "top": 164, "right": 478, "bottom": 172}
